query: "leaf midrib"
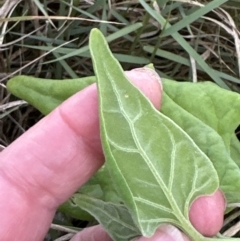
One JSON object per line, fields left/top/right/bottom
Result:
{"left": 102, "top": 64, "right": 188, "bottom": 225}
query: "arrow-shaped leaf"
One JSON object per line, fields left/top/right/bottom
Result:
{"left": 89, "top": 28, "right": 219, "bottom": 239}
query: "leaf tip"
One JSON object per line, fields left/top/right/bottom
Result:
{"left": 90, "top": 28, "right": 104, "bottom": 43}
{"left": 145, "top": 63, "right": 155, "bottom": 70}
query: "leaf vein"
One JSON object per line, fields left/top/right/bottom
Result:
{"left": 134, "top": 196, "right": 172, "bottom": 213}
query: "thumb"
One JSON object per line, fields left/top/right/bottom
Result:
{"left": 0, "top": 67, "right": 162, "bottom": 241}
{"left": 134, "top": 225, "right": 190, "bottom": 241}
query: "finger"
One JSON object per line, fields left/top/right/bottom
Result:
{"left": 70, "top": 225, "right": 113, "bottom": 241}
{"left": 0, "top": 68, "right": 162, "bottom": 241}
{"left": 69, "top": 224, "right": 190, "bottom": 241}
{"left": 135, "top": 225, "right": 190, "bottom": 241}
{"left": 189, "top": 189, "right": 225, "bottom": 237}
{"left": 1, "top": 68, "right": 162, "bottom": 207}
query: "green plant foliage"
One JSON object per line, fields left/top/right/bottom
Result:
{"left": 7, "top": 75, "right": 96, "bottom": 115}
{"left": 59, "top": 183, "right": 103, "bottom": 222}
{"left": 162, "top": 80, "right": 240, "bottom": 151}
{"left": 230, "top": 135, "right": 240, "bottom": 168}
{"left": 90, "top": 28, "right": 219, "bottom": 239}
{"left": 6, "top": 29, "right": 240, "bottom": 241}
{"left": 91, "top": 165, "right": 124, "bottom": 204}
{"left": 60, "top": 166, "right": 140, "bottom": 239}
{"left": 160, "top": 84, "right": 240, "bottom": 204}
{"left": 74, "top": 194, "right": 140, "bottom": 241}
{"left": 60, "top": 165, "right": 123, "bottom": 219}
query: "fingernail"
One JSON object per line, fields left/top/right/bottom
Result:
{"left": 128, "top": 67, "right": 162, "bottom": 86}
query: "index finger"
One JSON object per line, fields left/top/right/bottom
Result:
{"left": 0, "top": 68, "right": 162, "bottom": 240}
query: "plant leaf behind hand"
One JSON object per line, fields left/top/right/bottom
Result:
{"left": 162, "top": 79, "right": 240, "bottom": 162}
{"left": 161, "top": 86, "right": 240, "bottom": 204}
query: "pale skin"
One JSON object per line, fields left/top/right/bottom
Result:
{"left": 0, "top": 68, "right": 225, "bottom": 241}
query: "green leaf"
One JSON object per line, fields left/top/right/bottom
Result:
{"left": 92, "top": 165, "right": 124, "bottom": 204}
{"left": 162, "top": 80, "right": 240, "bottom": 152}
{"left": 160, "top": 87, "right": 240, "bottom": 204}
{"left": 60, "top": 164, "right": 124, "bottom": 222}
{"left": 59, "top": 197, "right": 95, "bottom": 222}
{"left": 7, "top": 75, "right": 96, "bottom": 115}
{"left": 90, "top": 28, "right": 219, "bottom": 239}
{"left": 59, "top": 184, "right": 103, "bottom": 221}
{"left": 59, "top": 163, "right": 138, "bottom": 240}
{"left": 7, "top": 63, "right": 151, "bottom": 115}
{"left": 73, "top": 194, "right": 140, "bottom": 241}
{"left": 230, "top": 135, "right": 240, "bottom": 168}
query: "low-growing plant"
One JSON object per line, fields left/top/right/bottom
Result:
{"left": 7, "top": 29, "right": 240, "bottom": 241}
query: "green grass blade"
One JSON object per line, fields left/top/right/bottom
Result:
{"left": 140, "top": 0, "right": 230, "bottom": 89}
{"left": 161, "top": 0, "right": 229, "bottom": 37}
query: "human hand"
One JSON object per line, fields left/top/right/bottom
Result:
{"left": 0, "top": 68, "right": 225, "bottom": 241}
